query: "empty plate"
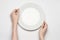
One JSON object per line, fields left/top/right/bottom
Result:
{"left": 18, "top": 2, "right": 45, "bottom": 31}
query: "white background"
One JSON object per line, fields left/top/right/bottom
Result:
{"left": 0, "top": 0, "right": 60, "bottom": 40}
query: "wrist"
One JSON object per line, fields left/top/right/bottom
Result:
{"left": 40, "top": 35, "right": 44, "bottom": 40}
{"left": 40, "top": 37, "right": 44, "bottom": 40}
{"left": 12, "top": 23, "right": 17, "bottom": 29}
{"left": 12, "top": 22, "right": 17, "bottom": 26}
{"left": 40, "top": 38, "right": 44, "bottom": 40}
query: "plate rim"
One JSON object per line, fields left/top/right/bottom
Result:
{"left": 18, "top": 2, "right": 45, "bottom": 31}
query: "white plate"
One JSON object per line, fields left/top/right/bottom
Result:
{"left": 18, "top": 2, "right": 45, "bottom": 31}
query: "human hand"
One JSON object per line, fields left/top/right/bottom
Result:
{"left": 39, "top": 21, "right": 48, "bottom": 40}
{"left": 10, "top": 9, "right": 20, "bottom": 26}
{"left": 11, "top": 9, "right": 20, "bottom": 40}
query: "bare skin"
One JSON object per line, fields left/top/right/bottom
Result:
{"left": 10, "top": 9, "right": 48, "bottom": 40}
{"left": 10, "top": 9, "right": 19, "bottom": 40}
{"left": 39, "top": 22, "right": 48, "bottom": 40}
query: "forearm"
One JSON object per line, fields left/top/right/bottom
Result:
{"left": 12, "top": 24, "right": 18, "bottom": 40}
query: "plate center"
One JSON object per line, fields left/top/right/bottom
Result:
{"left": 20, "top": 8, "right": 40, "bottom": 26}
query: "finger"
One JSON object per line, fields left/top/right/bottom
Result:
{"left": 43, "top": 22, "right": 48, "bottom": 30}
{"left": 40, "top": 21, "right": 45, "bottom": 28}
{"left": 13, "top": 9, "right": 17, "bottom": 13}
{"left": 15, "top": 9, "right": 20, "bottom": 15}
{"left": 15, "top": 9, "right": 19, "bottom": 13}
